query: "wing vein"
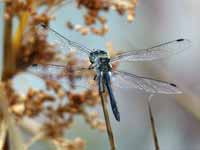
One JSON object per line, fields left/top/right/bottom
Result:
{"left": 110, "top": 39, "right": 191, "bottom": 62}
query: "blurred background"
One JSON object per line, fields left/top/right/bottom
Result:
{"left": 0, "top": 0, "right": 200, "bottom": 150}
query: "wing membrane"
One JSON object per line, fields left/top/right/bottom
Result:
{"left": 36, "top": 24, "right": 92, "bottom": 55}
{"left": 110, "top": 39, "right": 191, "bottom": 63}
{"left": 27, "top": 63, "right": 68, "bottom": 80}
{"left": 112, "top": 70, "right": 182, "bottom": 94}
{"left": 27, "top": 63, "right": 98, "bottom": 90}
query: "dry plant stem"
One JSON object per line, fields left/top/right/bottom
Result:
{"left": 24, "top": 132, "right": 45, "bottom": 150}
{"left": 147, "top": 96, "right": 160, "bottom": 150}
{"left": 48, "top": 0, "right": 73, "bottom": 15}
{"left": 0, "top": 84, "right": 9, "bottom": 150}
{"left": 99, "top": 92, "right": 116, "bottom": 150}
{"left": 2, "top": 3, "right": 13, "bottom": 149}
{"left": 0, "top": 83, "right": 24, "bottom": 150}
{"left": 2, "top": 3, "right": 15, "bottom": 81}
{"left": 154, "top": 63, "right": 200, "bottom": 120}
{"left": 3, "top": 133, "right": 9, "bottom": 150}
{"left": 0, "top": 119, "right": 7, "bottom": 149}
{"left": 19, "top": 118, "right": 42, "bottom": 135}
{"left": 1, "top": 3, "right": 24, "bottom": 150}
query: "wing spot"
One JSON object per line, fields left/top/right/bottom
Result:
{"left": 170, "top": 83, "right": 177, "bottom": 87}
{"left": 176, "top": 39, "right": 184, "bottom": 42}
{"left": 40, "top": 23, "right": 47, "bottom": 28}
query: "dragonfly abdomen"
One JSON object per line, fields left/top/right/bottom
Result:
{"left": 104, "top": 72, "right": 120, "bottom": 121}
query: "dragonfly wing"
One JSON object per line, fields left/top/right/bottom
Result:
{"left": 36, "top": 24, "right": 92, "bottom": 55}
{"left": 111, "top": 70, "right": 182, "bottom": 94}
{"left": 27, "top": 63, "right": 67, "bottom": 80}
{"left": 27, "top": 63, "right": 97, "bottom": 90}
{"left": 110, "top": 39, "right": 191, "bottom": 63}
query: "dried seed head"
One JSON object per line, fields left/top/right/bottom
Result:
{"left": 2, "top": 0, "right": 126, "bottom": 148}
{"left": 66, "top": 0, "right": 137, "bottom": 36}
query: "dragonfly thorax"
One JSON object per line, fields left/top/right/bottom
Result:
{"left": 89, "top": 50, "right": 109, "bottom": 63}
{"left": 89, "top": 50, "right": 112, "bottom": 72}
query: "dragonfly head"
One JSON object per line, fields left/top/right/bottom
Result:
{"left": 89, "top": 49, "right": 109, "bottom": 64}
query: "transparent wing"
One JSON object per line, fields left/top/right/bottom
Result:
{"left": 36, "top": 24, "right": 92, "bottom": 55}
{"left": 27, "top": 63, "right": 69, "bottom": 80}
{"left": 112, "top": 70, "right": 182, "bottom": 94}
{"left": 27, "top": 63, "right": 97, "bottom": 89}
{"left": 110, "top": 39, "right": 191, "bottom": 63}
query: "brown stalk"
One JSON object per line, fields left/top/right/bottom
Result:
{"left": 3, "top": 134, "right": 10, "bottom": 150}
{"left": 1, "top": 2, "right": 13, "bottom": 149}
{"left": 1, "top": 3, "right": 24, "bottom": 150}
{"left": 99, "top": 92, "right": 116, "bottom": 150}
{"left": 2, "top": 3, "right": 15, "bottom": 81}
{"left": 0, "top": 117, "right": 7, "bottom": 149}
{"left": 0, "top": 83, "right": 10, "bottom": 150}
{"left": 147, "top": 95, "right": 160, "bottom": 150}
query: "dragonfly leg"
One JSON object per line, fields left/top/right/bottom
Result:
{"left": 93, "top": 75, "right": 97, "bottom": 80}
{"left": 88, "top": 64, "right": 95, "bottom": 70}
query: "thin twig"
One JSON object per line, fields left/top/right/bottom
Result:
{"left": 24, "top": 132, "right": 44, "bottom": 150}
{"left": 47, "top": 0, "right": 74, "bottom": 15}
{"left": 99, "top": 92, "right": 116, "bottom": 150}
{"left": 147, "top": 95, "right": 160, "bottom": 150}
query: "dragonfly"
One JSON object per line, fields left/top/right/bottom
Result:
{"left": 28, "top": 24, "right": 191, "bottom": 122}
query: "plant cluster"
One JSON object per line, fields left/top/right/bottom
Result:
{"left": 0, "top": 0, "right": 137, "bottom": 149}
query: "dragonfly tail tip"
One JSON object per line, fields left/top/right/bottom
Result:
{"left": 114, "top": 111, "right": 120, "bottom": 122}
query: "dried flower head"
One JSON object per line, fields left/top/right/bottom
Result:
{"left": 66, "top": 0, "right": 138, "bottom": 36}
{"left": 1, "top": 0, "right": 122, "bottom": 149}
